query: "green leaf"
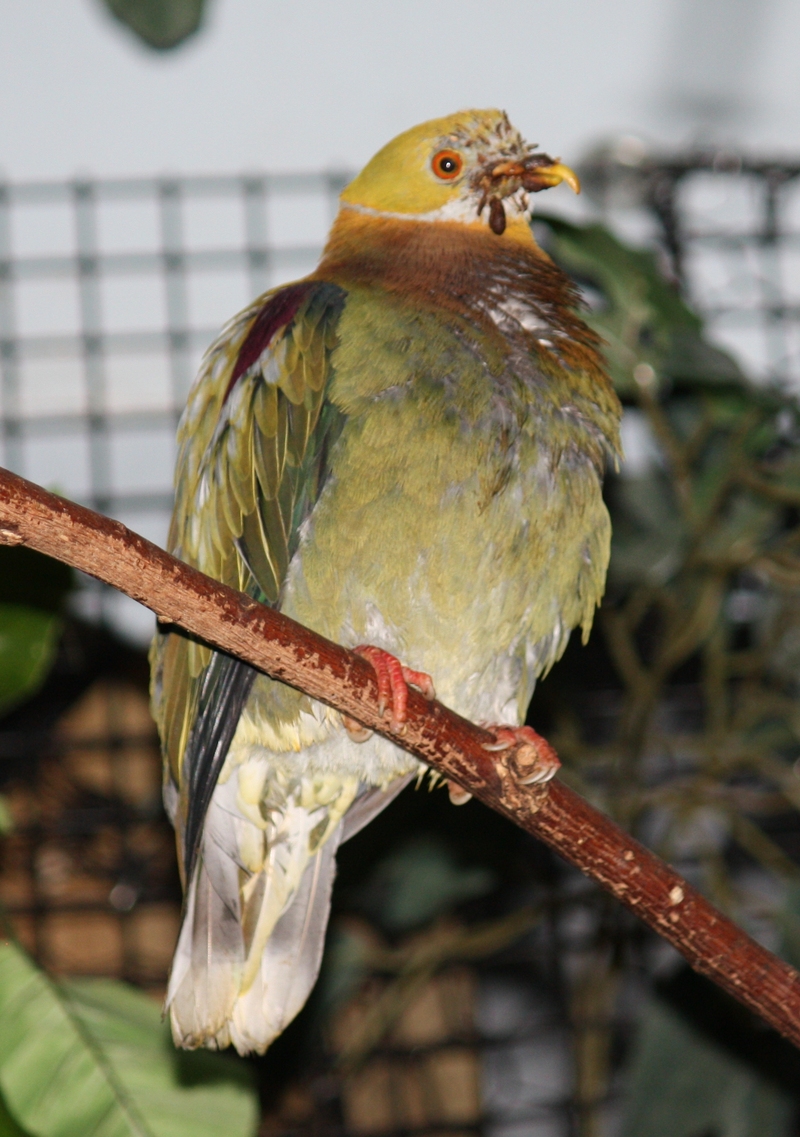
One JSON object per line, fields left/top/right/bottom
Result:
{"left": 0, "top": 797, "right": 12, "bottom": 837}
{"left": 0, "top": 547, "right": 74, "bottom": 714}
{"left": 0, "top": 606, "right": 61, "bottom": 716}
{"left": 0, "top": 941, "right": 259, "bottom": 1137}
{"left": 356, "top": 835, "right": 495, "bottom": 932}
{"left": 620, "top": 998, "right": 792, "bottom": 1137}
{"left": 0, "top": 1091, "right": 31, "bottom": 1137}
{"left": 101, "top": 0, "right": 207, "bottom": 50}
{"left": 776, "top": 883, "right": 800, "bottom": 971}
{"left": 315, "top": 922, "right": 374, "bottom": 1018}
{"left": 0, "top": 548, "right": 72, "bottom": 614}
{"left": 607, "top": 471, "right": 686, "bottom": 586}
{"left": 536, "top": 214, "right": 747, "bottom": 398}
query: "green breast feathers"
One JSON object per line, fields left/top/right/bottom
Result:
{"left": 150, "top": 266, "right": 620, "bottom": 1054}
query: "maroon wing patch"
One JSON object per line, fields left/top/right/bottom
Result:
{"left": 224, "top": 281, "right": 316, "bottom": 402}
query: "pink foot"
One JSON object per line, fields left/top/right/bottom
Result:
{"left": 481, "top": 724, "right": 561, "bottom": 785}
{"left": 343, "top": 645, "right": 435, "bottom": 738}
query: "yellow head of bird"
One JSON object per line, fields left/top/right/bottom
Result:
{"left": 340, "top": 109, "right": 579, "bottom": 237}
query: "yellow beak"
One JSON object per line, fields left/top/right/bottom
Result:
{"left": 527, "top": 161, "right": 581, "bottom": 194}
{"left": 489, "top": 158, "right": 581, "bottom": 196}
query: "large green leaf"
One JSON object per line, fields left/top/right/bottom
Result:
{"left": 536, "top": 214, "right": 746, "bottom": 398}
{"left": 0, "top": 1092, "right": 31, "bottom": 1137}
{"left": 620, "top": 997, "right": 792, "bottom": 1137}
{"left": 356, "top": 835, "right": 495, "bottom": 932}
{"left": 0, "top": 547, "right": 72, "bottom": 614}
{"left": 0, "top": 546, "right": 74, "bottom": 715}
{"left": 0, "top": 941, "right": 258, "bottom": 1137}
{"left": 101, "top": 0, "right": 207, "bottom": 50}
{"left": 0, "top": 605, "right": 61, "bottom": 716}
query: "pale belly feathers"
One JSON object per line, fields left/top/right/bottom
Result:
{"left": 219, "top": 384, "right": 610, "bottom": 797}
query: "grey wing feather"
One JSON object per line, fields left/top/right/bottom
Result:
{"left": 228, "top": 827, "right": 343, "bottom": 1053}
{"left": 167, "top": 843, "right": 245, "bottom": 1050}
{"left": 340, "top": 773, "right": 416, "bottom": 843}
{"left": 182, "top": 651, "right": 257, "bottom": 889}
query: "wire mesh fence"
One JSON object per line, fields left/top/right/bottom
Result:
{"left": 0, "top": 171, "right": 347, "bottom": 638}
{"left": 2, "top": 154, "right": 800, "bottom": 639}
{"left": 582, "top": 149, "right": 800, "bottom": 391}
{"left": 2, "top": 152, "right": 800, "bottom": 1137}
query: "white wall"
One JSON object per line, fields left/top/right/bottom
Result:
{"left": 1, "top": 0, "right": 799, "bottom": 183}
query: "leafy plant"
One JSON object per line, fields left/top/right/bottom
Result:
{"left": 620, "top": 885, "right": 800, "bottom": 1136}
{"left": 0, "top": 547, "right": 73, "bottom": 716}
{"left": 0, "top": 939, "right": 258, "bottom": 1137}
{"left": 0, "top": 537, "right": 260, "bottom": 1134}
{"left": 621, "top": 996, "right": 793, "bottom": 1137}
{"left": 531, "top": 214, "right": 800, "bottom": 1133}
{"left": 0, "top": 1091, "right": 29, "bottom": 1137}
{"left": 100, "top": 0, "right": 207, "bottom": 50}
{"left": 538, "top": 213, "right": 800, "bottom": 900}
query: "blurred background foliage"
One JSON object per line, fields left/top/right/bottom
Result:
{"left": 0, "top": 548, "right": 260, "bottom": 1133}
{"left": 3, "top": 211, "right": 800, "bottom": 1136}
{"left": 0, "top": 939, "right": 258, "bottom": 1137}
{"left": 535, "top": 214, "right": 800, "bottom": 1135}
{"left": 0, "top": 548, "right": 72, "bottom": 717}
{"left": 99, "top": 0, "right": 207, "bottom": 50}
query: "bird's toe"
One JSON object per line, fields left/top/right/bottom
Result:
{"left": 481, "top": 723, "right": 560, "bottom": 785}
{"left": 342, "top": 713, "right": 373, "bottom": 743}
{"left": 353, "top": 644, "right": 435, "bottom": 728}
{"left": 446, "top": 779, "right": 473, "bottom": 806}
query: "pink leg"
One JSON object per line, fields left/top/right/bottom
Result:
{"left": 342, "top": 645, "right": 436, "bottom": 739}
{"left": 482, "top": 724, "right": 561, "bottom": 784}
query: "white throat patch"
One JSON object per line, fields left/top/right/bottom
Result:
{"left": 340, "top": 191, "right": 532, "bottom": 229}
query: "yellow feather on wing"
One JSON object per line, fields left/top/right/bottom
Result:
{"left": 150, "top": 280, "right": 347, "bottom": 834}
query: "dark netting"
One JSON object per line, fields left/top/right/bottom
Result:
{"left": 2, "top": 153, "right": 800, "bottom": 1137}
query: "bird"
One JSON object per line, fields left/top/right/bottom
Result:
{"left": 149, "top": 108, "right": 621, "bottom": 1055}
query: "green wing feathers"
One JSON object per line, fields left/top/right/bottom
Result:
{"left": 150, "top": 281, "right": 347, "bottom": 865}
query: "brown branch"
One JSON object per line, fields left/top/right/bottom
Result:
{"left": 2, "top": 465, "right": 800, "bottom": 1046}
{"left": 740, "top": 469, "right": 800, "bottom": 506}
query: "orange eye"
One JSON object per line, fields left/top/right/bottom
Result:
{"left": 431, "top": 149, "right": 463, "bottom": 180}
